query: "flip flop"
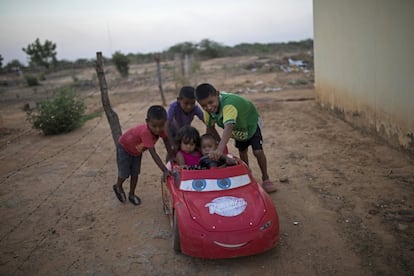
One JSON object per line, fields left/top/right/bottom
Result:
{"left": 129, "top": 194, "right": 141, "bottom": 206}
{"left": 113, "top": 184, "right": 126, "bottom": 203}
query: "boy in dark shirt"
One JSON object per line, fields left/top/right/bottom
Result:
{"left": 167, "top": 86, "right": 204, "bottom": 150}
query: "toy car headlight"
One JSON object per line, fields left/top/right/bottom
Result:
{"left": 260, "top": 220, "right": 272, "bottom": 230}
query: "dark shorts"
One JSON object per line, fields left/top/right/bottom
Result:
{"left": 234, "top": 124, "right": 264, "bottom": 152}
{"left": 117, "top": 143, "right": 142, "bottom": 179}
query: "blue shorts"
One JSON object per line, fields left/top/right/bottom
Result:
{"left": 117, "top": 143, "right": 142, "bottom": 179}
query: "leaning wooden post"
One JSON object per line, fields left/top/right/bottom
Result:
{"left": 95, "top": 52, "right": 122, "bottom": 147}
{"left": 155, "top": 54, "right": 167, "bottom": 106}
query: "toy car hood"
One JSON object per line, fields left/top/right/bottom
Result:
{"left": 177, "top": 164, "right": 271, "bottom": 232}
{"left": 183, "top": 185, "right": 269, "bottom": 232}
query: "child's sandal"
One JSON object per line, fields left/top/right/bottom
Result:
{"left": 262, "top": 179, "right": 277, "bottom": 193}
{"left": 113, "top": 184, "right": 126, "bottom": 203}
{"left": 129, "top": 194, "right": 141, "bottom": 206}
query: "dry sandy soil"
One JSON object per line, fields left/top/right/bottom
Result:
{"left": 0, "top": 55, "right": 413, "bottom": 275}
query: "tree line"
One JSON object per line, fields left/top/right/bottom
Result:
{"left": 0, "top": 38, "right": 313, "bottom": 74}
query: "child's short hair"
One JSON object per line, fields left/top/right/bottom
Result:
{"left": 147, "top": 105, "right": 167, "bottom": 121}
{"left": 200, "top": 133, "right": 216, "bottom": 144}
{"left": 176, "top": 125, "right": 200, "bottom": 148}
{"left": 179, "top": 86, "right": 195, "bottom": 99}
{"left": 195, "top": 83, "right": 217, "bottom": 100}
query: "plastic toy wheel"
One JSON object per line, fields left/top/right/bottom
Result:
{"left": 163, "top": 202, "right": 170, "bottom": 215}
{"left": 172, "top": 211, "right": 181, "bottom": 252}
{"left": 161, "top": 181, "right": 169, "bottom": 215}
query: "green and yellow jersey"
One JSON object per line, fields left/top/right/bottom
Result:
{"left": 203, "top": 92, "right": 259, "bottom": 141}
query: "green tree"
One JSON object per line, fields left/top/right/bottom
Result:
{"left": 167, "top": 41, "right": 197, "bottom": 56}
{"left": 4, "top": 59, "right": 24, "bottom": 72}
{"left": 0, "top": 54, "right": 3, "bottom": 69}
{"left": 112, "top": 51, "right": 129, "bottom": 77}
{"left": 197, "top": 39, "right": 227, "bottom": 59}
{"left": 22, "top": 38, "right": 57, "bottom": 69}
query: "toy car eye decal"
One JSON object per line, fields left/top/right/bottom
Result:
{"left": 180, "top": 174, "right": 251, "bottom": 191}
{"left": 217, "top": 178, "right": 231, "bottom": 189}
{"left": 192, "top": 179, "right": 207, "bottom": 191}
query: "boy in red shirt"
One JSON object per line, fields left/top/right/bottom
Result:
{"left": 113, "top": 105, "right": 172, "bottom": 205}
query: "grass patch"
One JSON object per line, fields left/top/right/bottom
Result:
{"left": 81, "top": 111, "right": 102, "bottom": 124}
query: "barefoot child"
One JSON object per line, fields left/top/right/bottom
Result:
{"left": 113, "top": 105, "right": 172, "bottom": 205}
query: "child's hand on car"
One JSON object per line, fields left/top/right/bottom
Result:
{"left": 162, "top": 169, "right": 172, "bottom": 182}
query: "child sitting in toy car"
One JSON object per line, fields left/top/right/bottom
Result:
{"left": 199, "top": 134, "right": 237, "bottom": 169}
{"left": 167, "top": 133, "right": 237, "bottom": 171}
{"left": 175, "top": 126, "right": 202, "bottom": 168}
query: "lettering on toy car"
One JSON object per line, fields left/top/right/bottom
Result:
{"left": 205, "top": 196, "right": 247, "bottom": 217}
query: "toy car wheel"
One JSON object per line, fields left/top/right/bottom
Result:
{"left": 161, "top": 184, "right": 170, "bottom": 215}
{"left": 172, "top": 211, "right": 181, "bottom": 252}
{"left": 163, "top": 202, "right": 170, "bottom": 215}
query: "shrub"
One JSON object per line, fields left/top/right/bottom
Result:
{"left": 39, "top": 73, "right": 46, "bottom": 81}
{"left": 112, "top": 51, "right": 129, "bottom": 77}
{"left": 25, "top": 75, "right": 39, "bottom": 86}
{"left": 28, "top": 87, "right": 85, "bottom": 135}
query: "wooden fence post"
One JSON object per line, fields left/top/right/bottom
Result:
{"left": 95, "top": 52, "right": 122, "bottom": 148}
{"left": 155, "top": 55, "right": 167, "bottom": 106}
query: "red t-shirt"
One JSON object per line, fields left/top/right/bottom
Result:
{"left": 118, "top": 124, "right": 167, "bottom": 156}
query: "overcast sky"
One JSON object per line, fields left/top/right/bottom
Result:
{"left": 0, "top": 0, "right": 313, "bottom": 64}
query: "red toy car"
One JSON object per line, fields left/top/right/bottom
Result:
{"left": 162, "top": 157, "right": 280, "bottom": 259}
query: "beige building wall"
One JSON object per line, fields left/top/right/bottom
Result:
{"left": 313, "top": 0, "right": 414, "bottom": 152}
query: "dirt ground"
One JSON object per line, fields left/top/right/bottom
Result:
{"left": 0, "top": 55, "right": 413, "bottom": 275}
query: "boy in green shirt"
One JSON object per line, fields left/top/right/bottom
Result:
{"left": 195, "top": 83, "right": 277, "bottom": 193}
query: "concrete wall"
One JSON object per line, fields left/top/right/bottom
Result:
{"left": 313, "top": 0, "right": 414, "bottom": 152}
